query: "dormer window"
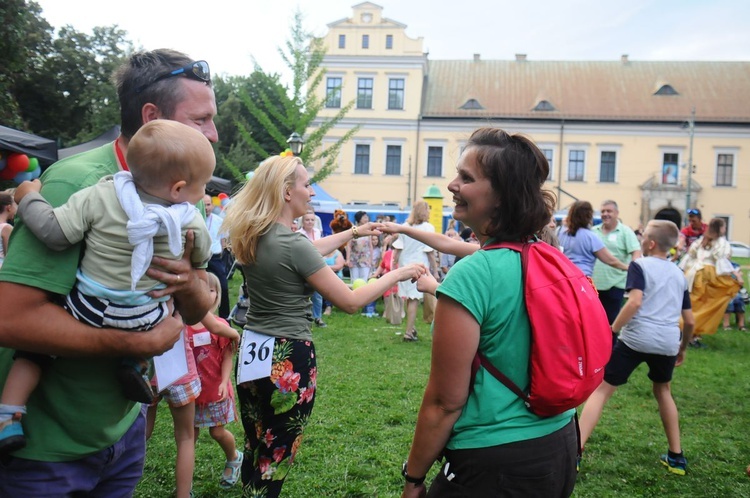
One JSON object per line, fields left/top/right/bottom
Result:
{"left": 655, "top": 84, "right": 679, "bottom": 95}
{"left": 459, "top": 98, "right": 484, "bottom": 110}
{"left": 533, "top": 100, "right": 556, "bottom": 111}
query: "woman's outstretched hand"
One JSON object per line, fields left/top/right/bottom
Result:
{"left": 397, "top": 263, "right": 428, "bottom": 283}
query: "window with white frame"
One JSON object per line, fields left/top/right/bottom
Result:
{"left": 599, "top": 151, "right": 616, "bottom": 183}
{"left": 716, "top": 153, "right": 734, "bottom": 186}
{"left": 385, "top": 145, "right": 401, "bottom": 175}
{"left": 354, "top": 144, "right": 370, "bottom": 174}
{"left": 357, "top": 78, "right": 373, "bottom": 109}
{"left": 325, "top": 77, "right": 342, "bottom": 108}
{"left": 427, "top": 146, "right": 443, "bottom": 177}
{"left": 662, "top": 152, "right": 679, "bottom": 185}
{"left": 568, "top": 149, "right": 585, "bottom": 181}
{"left": 388, "top": 78, "right": 404, "bottom": 110}
{"left": 541, "top": 148, "right": 554, "bottom": 181}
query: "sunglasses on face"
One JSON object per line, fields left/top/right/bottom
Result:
{"left": 687, "top": 209, "right": 700, "bottom": 216}
{"left": 134, "top": 60, "right": 210, "bottom": 94}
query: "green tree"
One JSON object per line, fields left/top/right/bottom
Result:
{"left": 13, "top": 24, "right": 132, "bottom": 146}
{"left": 233, "top": 9, "right": 359, "bottom": 183}
{"left": 0, "top": 0, "right": 53, "bottom": 128}
{"left": 214, "top": 72, "right": 292, "bottom": 181}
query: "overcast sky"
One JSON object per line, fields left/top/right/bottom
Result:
{"left": 35, "top": 0, "right": 750, "bottom": 79}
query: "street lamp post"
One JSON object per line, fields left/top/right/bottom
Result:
{"left": 287, "top": 132, "right": 304, "bottom": 155}
{"left": 685, "top": 107, "right": 695, "bottom": 222}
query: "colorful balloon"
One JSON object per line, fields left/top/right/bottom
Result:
{"left": 212, "top": 196, "right": 221, "bottom": 206}
{"left": 218, "top": 193, "right": 229, "bottom": 200}
{"left": 0, "top": 167, "right": 15, "bottom": 180}
{"left": 14, "top": 171, "right": 33, "bottom": 184}
{"left": 26, "top": 157, "right": 39, "bottom": 173}
{"left": 30, "top": 166, "right": 41, "bottom": 179}
{"left": 7, "top": 153, "right": 30, "bottom": 174}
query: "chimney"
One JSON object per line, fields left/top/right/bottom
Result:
{"left": 473, "top": 53, "right": 481, "bottom": 62}
{"left": 621, "top": 54, "right": 629, "bottom": 64}
{"left": 515, "top": 53, "right": 527, "bottom": 61}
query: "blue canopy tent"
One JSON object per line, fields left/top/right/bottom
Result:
{"left": 310, "top": 184, "right": 342, "bottom": 235}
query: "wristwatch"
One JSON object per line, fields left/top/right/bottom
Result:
{"left": 401, "top": 461, "right": 426, "bottom": 485}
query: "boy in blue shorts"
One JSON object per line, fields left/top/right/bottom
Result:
{"left": 578, "top": 220, "right": 695, "bottom": 475}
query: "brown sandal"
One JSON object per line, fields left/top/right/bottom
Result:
{"left": 403, "top": 329, "right": 418, "bottom": 342}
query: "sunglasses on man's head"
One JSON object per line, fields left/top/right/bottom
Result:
{"left": 134, "top": 60, "right": 210, "bottom": 94}
{"left": 687, "top": 209, "right": 700, "bottom": 216}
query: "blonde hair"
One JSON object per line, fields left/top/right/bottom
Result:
{"left": 407, "top": 200, "right": 430, "bottom": 225}
{"left": 126, "top": 120, "right": 215, "bottom": 190}
{"left": 647, "top": 220, "right": 679, "bottom": 252}
{"left": 206, "top": 272, "right": 222, "bottom": 312}
{"left": 221, "top": 155, "right": 303, "bottom": 265}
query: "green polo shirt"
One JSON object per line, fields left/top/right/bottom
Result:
{"left": 592, "top": 221, "right": 640, "bottom": 291}
{"left": 0, "top": 144, "right": 133, "bottom": 461}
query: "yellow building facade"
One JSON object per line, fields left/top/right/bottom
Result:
{"left": 312, "top": 2, "right": 750, "bottom": 243}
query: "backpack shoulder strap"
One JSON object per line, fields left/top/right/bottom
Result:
{"left": 476, "top": 351, "right": 529, "bottom": 402}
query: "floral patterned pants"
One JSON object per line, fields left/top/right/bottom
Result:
{"left": 239, "top": 338, "right": 316, "bottom": 498}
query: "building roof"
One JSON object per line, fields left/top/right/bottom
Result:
{"left": 422, "top": 59, "right": 750, "bottom": 122}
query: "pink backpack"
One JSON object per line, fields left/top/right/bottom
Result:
{"left": 473, "top": 240, "right": 612, "bottom": 417}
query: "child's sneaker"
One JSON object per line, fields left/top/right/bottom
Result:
{"left": 660, "top": 452, "right": 687, "bottom": 475}
{"left": 117, "top": 358, "right": 155, "bottom": 404}
{"left": 0, "top": 413, "right": 26, "bottom": 455}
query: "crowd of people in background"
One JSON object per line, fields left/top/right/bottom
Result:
{"left": 0, "top": 47, "right": 747, "bottom": 498}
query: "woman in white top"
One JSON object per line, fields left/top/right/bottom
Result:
{"left": 392, "top": 201, "right": 438, "bottom": 341}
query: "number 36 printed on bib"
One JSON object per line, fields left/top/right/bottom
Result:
{"left": 237, "top": 329, "right": 275, "bottom": 384}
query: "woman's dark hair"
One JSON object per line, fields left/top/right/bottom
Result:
{"left": 354, "top": 211, "right": 368, "bottom": 224}
{"left": 466, "top": 128, "right": 556, "bottom": 241}
{"left": 565, "top": 200, "right": 594, "bottom": 236}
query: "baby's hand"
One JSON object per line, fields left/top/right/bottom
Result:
{"left": 14, "top": 179, "right": 42, "bottom": 204}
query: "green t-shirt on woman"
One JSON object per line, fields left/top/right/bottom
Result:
{"left": 436, "top": 247, "right": 574, "bottom": 451}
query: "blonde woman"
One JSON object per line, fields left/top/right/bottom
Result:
{"left": 392, "top": 201, "right": 438, "bottom": 341}
{"left": 221, "top": 155, "right": 426, "bottom": 498}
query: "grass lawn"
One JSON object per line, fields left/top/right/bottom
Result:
{"left": 136, "top": 265, "right": 750, "bottom": 497}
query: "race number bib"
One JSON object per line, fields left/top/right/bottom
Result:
{"left": 237, "top": 329, "right": 275, "bottom": 384}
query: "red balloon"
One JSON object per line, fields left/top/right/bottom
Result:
{"left": 218, "top": 193, "right": 229, "bottom": 200}
{"left": 0, "top": 167, "right": 17, "bottom": 180}
{"left": 7, "top": 153, "right": 30, "bottom": 174}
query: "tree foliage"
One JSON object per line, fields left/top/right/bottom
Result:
{"left": 231, "top": 9, "right": 359, "bottom": 183}
{"left": 0, "top": 0, "right": 52, "bottom": 129}
{"left": 1, "top": 1, "right": 131, "bottom": 146}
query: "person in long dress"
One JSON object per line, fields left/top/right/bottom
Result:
{"left": 392, "top": 201, "right": 438, "bottom": 342}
